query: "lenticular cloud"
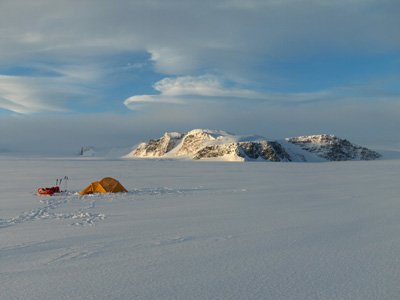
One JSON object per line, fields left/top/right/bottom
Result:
{"left": 123, "top": 75, "right": 265, "bottom": 109}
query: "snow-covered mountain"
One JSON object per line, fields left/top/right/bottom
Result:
{"left": 124, "top": 129, "right": 381, "bottom": 162}
{"left": 287, "top": 134, "right": 381, "bottom": 161}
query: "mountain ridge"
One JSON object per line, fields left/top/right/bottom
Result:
{"left": 124, "top": 129, "right": 381, "bottom": 162}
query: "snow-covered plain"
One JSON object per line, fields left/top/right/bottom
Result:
{"left": 1, "top": 156, "right": 400, "bottom": 299}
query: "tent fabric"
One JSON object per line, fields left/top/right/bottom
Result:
{"left": 79, "top": 177, "right": 128, "bottom": 195}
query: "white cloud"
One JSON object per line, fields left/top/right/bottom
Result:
{"left": 0, "top": 75, "right": 65, "bottom": 113}
{"left": 0, "top": 70, "right": 98, "bottom": 113}
{"left": 0, "top": 0, "right": 399, "bottom": 113}
{"left": 0, "top": 0, "right": 399, "bottom": 76}
{"left": 124, "top": 75, "right": 267, "bottom": 108}
{"left": 124, "top": 75, "right": 400, "bottom": 110}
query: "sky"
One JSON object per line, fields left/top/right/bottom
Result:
{"left": 0, "top": 0, "right": 399, "bottom": 154}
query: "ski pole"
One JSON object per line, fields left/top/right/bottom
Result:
{"left": 64, "top": 176, "right": 69, "bottom": 191}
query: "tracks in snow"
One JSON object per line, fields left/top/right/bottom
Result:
{"left": 0, "top": 187, "right": 205, "bottom": 229}
{"left": 0, "top": 193, "right": 105, "bottom": 228}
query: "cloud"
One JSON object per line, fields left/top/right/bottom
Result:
{"left": 124, "top": 75, "right": 267, "bottom": 108}
{"left": 0, "top": 75, "right": 66, "bottom": 113}
{"left": 124, "top": 75, "right": 400, "bottom": 110}
{"left": 1, "top": 0, "right": 399, "bottom": 76}
{"left": 1, "top": 0, "right": 399, "bottom": 114}
{"left": 0, "top": 67, "right": 100, "bottom": 114}
{"left": 0, "top": 59, "right": 119, "bottom": 113}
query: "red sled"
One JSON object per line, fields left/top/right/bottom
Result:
{"left": 37, "top": 186, "right": 60, "bottom": 196}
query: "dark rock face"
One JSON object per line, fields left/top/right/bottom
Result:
{"left": 193, "top": 143, "right": 239, "bottom": 159}
{"left": 259, "top": 141, "right": 292, "bottom": 162}
{"left": 239, "top": 141, "right": 292, "bottom": 161}
{"left": 287, "top": 134, "right": 381, "bottom": 161}
{"left": 238, "top": 142, "right": 259, "bottom": 159}
{"left": 193, "top": 141, "right": 293, "bottom": 161}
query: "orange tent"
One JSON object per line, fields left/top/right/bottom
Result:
{"left": 80, "top": 177, "right": 128, "bottom": 195}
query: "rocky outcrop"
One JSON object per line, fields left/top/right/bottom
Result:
{"left": 177, "top": 130, "right": 218, "bottom": 156}
{"left": 125, "top": 129, "right": 381, "bottom": 162}
{"left": 194, "top": 143, "right": 240, "bottom": 160}
{"left": 131, "top": 132, "right": 184, "bottom": 157}
{"left": 79, "top": 146, "right": 96, "bottom": 157}
{"left": 287, "top": 134, "right": 381, "bottom": 161}
{"left": 239, "top": 141, "right": 292, "bottom": 161}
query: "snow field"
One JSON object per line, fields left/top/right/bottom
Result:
{"left": 1, "top": 157, "right": 400, "bottom": 299}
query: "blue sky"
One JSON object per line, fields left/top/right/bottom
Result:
{"left": 0, "top": 0, "right": 399, "bottom": 154}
